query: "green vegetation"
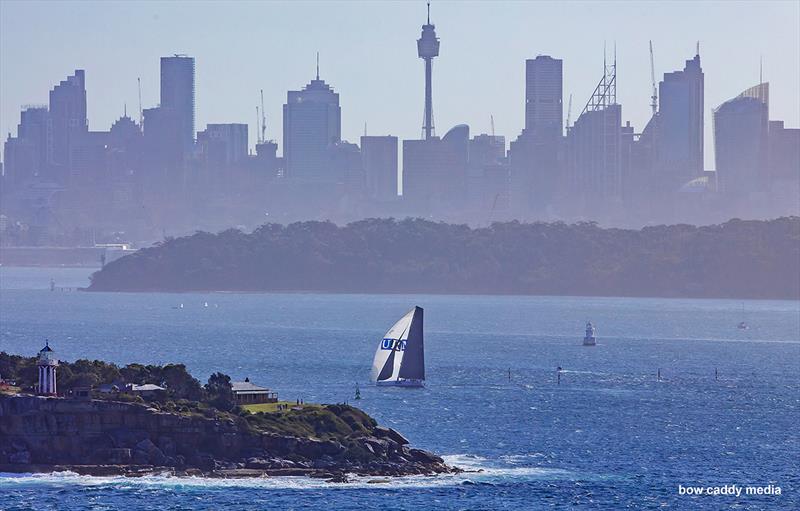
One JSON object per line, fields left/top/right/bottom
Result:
{"left": 242, "top": 401, "right": 319, "bottom": 414}
{"left": 87, "top": 217, "right": 800, "bottom": 299}
{"left": 0, "top": 351, "right": 377, "bottom": 442}
{"left": 0, "top": 352, "right": 228, "bottom": 411}
{"left": 240, "top": 403, "right": 377, "bottom": 441}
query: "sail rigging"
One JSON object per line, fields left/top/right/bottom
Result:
{"left": 371, "top": 306, "right": 425, "bottom": 386}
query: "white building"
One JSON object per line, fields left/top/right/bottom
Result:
{"left": 37, "top": 340, "right": 58, "bottom": 395}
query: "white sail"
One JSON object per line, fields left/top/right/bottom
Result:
{"left": 371, "top": 308, "right": 413, "bottom": 382}
{"left": 371, "top": 307, "right": 424, "bottom": 386}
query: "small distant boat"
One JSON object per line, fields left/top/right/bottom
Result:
{"left": 583, "top": 321, "right": 597, "bottom": 346}
{"left": 371, "top": 306, "right": 425, "bottom": 387}
{"left": 737, "top": 321, "right": 749, "bottom": 330}
{"left": 204, "top": 302, "right": 209, "bottom": 308}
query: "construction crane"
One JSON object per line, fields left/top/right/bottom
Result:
{"left": 649, "top": 40, "right": 657, "bottom": 116}
{"left": 565, "top": 93, "right": 573, "bottom": 131}
{"left": 137, "top": 77, "right": 143, "bottom": 128}
{"left": 260, "top": 89, "right": 267, "bottom": 144}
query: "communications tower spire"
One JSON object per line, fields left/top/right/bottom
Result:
{"left": 417, "top": 1, "right": 440, "bottom": 140}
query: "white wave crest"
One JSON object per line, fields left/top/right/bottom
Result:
{"left": 0, "top": 456, "right": 580, "bottom": 491}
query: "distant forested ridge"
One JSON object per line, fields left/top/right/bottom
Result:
{"left": 87, "top": 217, "right": 800, "bottom": 299}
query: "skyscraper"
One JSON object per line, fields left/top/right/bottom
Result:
{"left": 2, "top": 106, "right": 50, "bottom": 187}
{"left": 403, "top": 124, "right": 469, "bottom": 212}
{"left": 160, "top": 55, "right": 195, "bottom": 154}
{"left": 525, "top": 55, "right": 563, "bottom": 137}
{"left": 417, "top": 2, "right": 440, "bottom": 140}
{"left": 509, "top": 55, "right": 564, "bottom": 218}
{"left": 142, "top": 106, "right": 182, "bottom": 185}
{"left": 49, "top": 70, "right": 87, "bottom": 184}
{"left": 567, "top": 104, "right": 623, "bottom": 201}
{"left": 361, "top": 136, "right": 398, "bottom": 201}
{"left": 197, "top": 124, "right": 249, "bottom": 167}
{"left": 565, "top": 59, "right": 624, "bottom": 215}
{"left": 713, "top": 83, "right": 769, "bottom": 195}
{"left": 282, "top": 65, "right": 341, "bottom": 182}
{"left": 467, "top": 134, "right": 508, "bottom": 215}
{"left": 657, "top": 52, "right": 704, "bottom": 188}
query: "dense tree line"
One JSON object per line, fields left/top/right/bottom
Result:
{"left": 87, "top": 217, "right": 800, "bottom": 299}
{"left": 0, "top": 352, "right": 234, "bottom": 410}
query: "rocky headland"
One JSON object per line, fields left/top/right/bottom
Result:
{"left": 0, "top": 394, "right": 455, "bottom": 481}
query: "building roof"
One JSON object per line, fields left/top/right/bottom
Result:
{"left": 128, "top": 384, "right": 165, "bottom": 392}
{"left": 231, "top": 381, "right": 271, "bottom": 394}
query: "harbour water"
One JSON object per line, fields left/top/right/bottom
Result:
{"left": 1, "top": 267, "right": 798, "bottom": 510}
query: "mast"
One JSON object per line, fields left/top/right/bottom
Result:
{"left": 260, "top": 88, "right": 267, "bottom": 143}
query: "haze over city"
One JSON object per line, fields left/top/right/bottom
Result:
{"left": 2, "top": 0, "right": 798, "bottom": 168}
{"left": 0, "top": 0, "right": 798, "bottom": 249}
{"left": 1, "top": 3, "right": 799, "bottom": 509}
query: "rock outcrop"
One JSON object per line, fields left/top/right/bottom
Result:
{"left": 0, "top": 395, "right": 453, "bottom": 478}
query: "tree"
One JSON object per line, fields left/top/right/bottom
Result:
{"left": 205, "top": 372, "right": 235, "bottom": 411}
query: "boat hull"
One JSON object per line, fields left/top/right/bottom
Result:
{"left": 375, "top": 379, "right": 425, "bottom": 388}
{"left": 583, "top": 337, "right": 597, "bottom": 346}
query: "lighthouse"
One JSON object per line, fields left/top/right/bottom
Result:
{"left": 37, "top": 340, "right": 59, "bottom": 395}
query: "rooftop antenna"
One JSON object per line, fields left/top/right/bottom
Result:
{"left": 260, "top": 88, "right": 266, "bottom": 143}
{"left": 759, "top": 55, "right": 763, "bottom": 84}
{"left": 603, "top": 41, "right": 607, "bottom": 72}
{"left": 364, "top": 122, "right": 367, "bottom": 137}
{"left": 256, "top": 106, "right": 261, "bottom": 144}
{"left": 137, "top": 77, "right": 143, "bottom": 128}
{"left": 427, "top": 1, "right": 430, "bottom": 24}
{"left": 490, "top": 114, "right": 495, "bottom": 137}
{"left": 696, "top": 41, "right": 700, "bottom": 57}
{"left": 316, "top": 51, "right": 320, "bottom": 80}
{"left": 124, "top": 103, "right": 127, "bottom": 117}
{"left": 649, "top": 40, "right": 658, "bottom": 115}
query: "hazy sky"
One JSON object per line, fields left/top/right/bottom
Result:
{"left": 1, "top": 0, "right": 798, "bottom": 170}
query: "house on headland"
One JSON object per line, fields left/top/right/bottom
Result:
{"left": 232, "top": 378, "right": 278, "bottom": 404}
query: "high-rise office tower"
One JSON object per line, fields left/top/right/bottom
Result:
{"left": 282, "top": 62, "right": 341, "bottom": 182}
{"left": 361, "top": 136, "right": 398, "bottom": 201}
{"left": 160, "top": 55, "right": 195, "bottom": 154}
{"left": 565, "top": 59, "right": 623, "bottom": 210}
{"left": 713, "top": 83, "right": 769, "bottom": 195}
{"left": 468, "top": 134, "right": 508, "bottom": 215}
{"left": 657, "top": 52, "right": 704, "bottom": 188}
{"left": 417, "top": 2, "right": 440, "bottom": 140}
{"left": 49, "top": 70, "right": 87, "bottom": 183}
{"left": 197, "top": 124, "right": 249, "bottom": 167}
{"left": 142, "top": 106, "right": 183, "bottom": 185}
{"left": 510, "top": 55, "right": 564, "bottom": 217}
{"left": 2, "top": 106, "right": 51, "bottom": 187}
{"left": 525, "top": 55, "right": 563, "bottom": 137}
{"left": 403, "top": 125, "right": 469, "bottom": 211}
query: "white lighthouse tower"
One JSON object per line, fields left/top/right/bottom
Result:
{"left": 37, "top": 340, "right": 59, "bottom": 395}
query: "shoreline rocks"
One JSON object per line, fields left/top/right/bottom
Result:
{"left": 0, "top": 394, "right": 457, "bottom": 480}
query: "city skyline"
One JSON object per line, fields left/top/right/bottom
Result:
{"left": 2, "top": 1, "right": 798, "bottom": 170}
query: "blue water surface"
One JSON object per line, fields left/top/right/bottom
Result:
{"left": 1, "top": 266, "right": 798, "bottom": 510}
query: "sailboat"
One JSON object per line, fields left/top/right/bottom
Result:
{"left": 371, "top": 306, "right": 425, "bottom": 387}
{"left": 737, "top": 303, "right": 749, "bottom": 329}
